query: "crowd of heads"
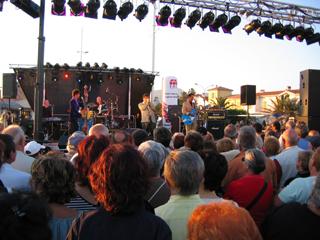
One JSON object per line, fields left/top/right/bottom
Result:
{"left": 0, "top": 117, "right": 320, "bottom": 240}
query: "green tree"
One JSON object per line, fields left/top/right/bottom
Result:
{"left": 210, "top": 96, "right": 233, "bottom": 109}
{"left": 264, "top": 94, "right": 299, "bottom": 116}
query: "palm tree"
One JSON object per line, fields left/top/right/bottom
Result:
{"left": 210, "top": 96, "right": 233, "bottom": 109}
{"left": 264, "top": 94, "right": 299, "bottom": 116}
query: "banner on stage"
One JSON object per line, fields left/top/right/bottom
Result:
{"left": 162, "top": 76, "right": 178, "bottom": 129}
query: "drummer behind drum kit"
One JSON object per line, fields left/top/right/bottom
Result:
{"left": 86, "top": 95, "right": 120, "bottom": 129}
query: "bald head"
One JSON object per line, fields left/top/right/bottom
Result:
{"left": 282, "top": 129, "right": 298, "bottom": 148}
{"left": 89, "top": 124, "right": 109, "bottom": 138}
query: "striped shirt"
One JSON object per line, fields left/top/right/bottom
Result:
{"left": 65, "top": 194, "right": 98, "bottom": 212}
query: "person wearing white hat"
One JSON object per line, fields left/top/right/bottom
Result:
{"left": 24, "top": 141, "right": 46, "bottom": 158}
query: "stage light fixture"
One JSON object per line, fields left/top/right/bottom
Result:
{"left": 199, "top": 11, "right": 215, "bottom": 30}
{"left": 93, "top": 62, "right": 100, "bottom": 68}
{"left": 10, "top": 0, "right": 40, "bottom": 18}
{"left": 306, "top": 33, "right": 320, "bottom": 45}
{"left": 130, "top": 68, "right": 136, "bottom": 73}
{"left": 296, "top": 27, "right": 314, "bottom": 42}
{"left": 134, "top": 3, "right": 148, "bottom": 21}
{"left": 122, "top": 67, "right": 129, "bottom": 73}
{"left": 156, "top": 5, "right": 171, "bottom": 26}
{"left": 46, "top": 62, "right": 53, "bottom": 68}
{"left": 53, "top": 63, "right": 60, "bottom": 70}
{"left": 256, "top": 20, "right": 272, "bottom": 36}
{"left": 68, "top": 0, "right": 84, "bottom": 16}
{"left": 0, "top": 0, "right": 6, "bottom": 12}
{"left": 97, "top": 73, "right": 104, "bottom": 85}
{"left": 222, "top": 15, "right": 241, "bottom": 34}
{"left": 101, "top": 63, "right": 108, "bottom": 69}
{"left": 170, "top": 7, "right": 186, "bottom": 28}
{"left": 117, "top": 1, "right": 133, "bottom": 21}
{"left": 52, "top": 0, "right": 66, "bottom": 16}
{"left": 63, "top": 71, "right": 70, "bottom": 80}
{"left": 113, "top": 67, "right": 120, "bottom": 73}
{"left": 63, "top": 63, "right": 70, "bottom": 69}
{"left": 76, "top": 73, "right": 82, "bottom": 83}
{"left": 244, "top": 19, "right": 261, "bottom": 34}
{"left": 185, "top": 9, "right": 201, "bottom": 29}
{"left": 107, "top": 74, "right": 113, "bottom": 80}
{"left": 102, "top": 0, "right": 117, "bottom": 20}
{"left": 275, "top": 24, "right": 294, "bottom": 40}
{"left": 117, "top": 78, "right": 123, "bottom": 85}
{"left": 85, "top": 62, "right": 91, "bottom": 68}
{"left": 288, "top": 26, "right": 304, "bottom": 42}
{"left": 209, "top": 13, "right": 228, "bottom": 32}
{"left": 136, "top": 68, "right": 144, "bottom": 73}
{"left": 85, "top": 0, "right": 100, "bottom": 19}
{"left": 76, "top": 61, "right": 82, "bottom": 68}
{"left": 267, "top": 22, "right": 283, "bottom": 39}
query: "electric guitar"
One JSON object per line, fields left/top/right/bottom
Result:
{"left": 181, "top": 108, "right": 197, "bottom": 125}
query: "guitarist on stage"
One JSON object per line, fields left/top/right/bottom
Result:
{"left": 69, "top": 89, "right": 82, "bottom": 135}
{"left": 182, "top": 93, "right": 197, "bottom": 134}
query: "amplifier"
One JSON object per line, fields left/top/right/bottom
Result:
{"left": 207, "top": 109, "right": 226, "bottom": 120}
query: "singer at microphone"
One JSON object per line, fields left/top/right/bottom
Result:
{"left": 138, "top": 93, "right": 156, "bottom": 136}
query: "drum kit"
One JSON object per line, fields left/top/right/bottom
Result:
{"left": 85, "top": 96, "right": 120, "bottom": 129}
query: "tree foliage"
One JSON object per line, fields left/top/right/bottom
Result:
{"left": 263, "top": 94, "right": 299, "bottom": 116}
{"left": 210, "top": 96, "right": 233, "bottom": 109}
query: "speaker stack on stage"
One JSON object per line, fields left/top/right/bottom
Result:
{"left": 2, "top": 73, "right": 17, "bottom": 99}
{"left": 240, "top": 85, "right": 256, "bottom": 124}
{"left": 206, "top": 109, "right": 226, "bottom": 140}
{"left": 298, "top": 69, "right": 320, "bottom": 131}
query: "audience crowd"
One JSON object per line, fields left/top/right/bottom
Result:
{"left": 0, "top": 119, "right": 320, "bottom": 240}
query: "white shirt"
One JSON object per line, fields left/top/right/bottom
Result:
{"left": 0, "top": 163, "right": 31, "bottom": 191}
{"left": 272, "top": 145, "right": 303, "bottom": 188}
{"left": 11, "top": 151, "right": 35, "bottom": 173}
{"left": 279, "top": 176, "right": 316, "bottom": 204}
{"left": 220, "top": 149, "right": 240, "bottom": 161}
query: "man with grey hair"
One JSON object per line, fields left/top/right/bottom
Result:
{"left": 272, "top": 129, "right": 303, "bottom": 188}
{"left": 156, "top": 149, "right": 204, "bottom": 240}
{"left": 274, "top": 148, "right": 319, "bottom": 207}
{"left": 263, "top": 174, "right": 320, "bottom": 239}
{"left": 222, "top": 126, "right": 277, "bottom": 190}
{"left": 224, "top": 123, "right": 238, "bottom": 146}
{"left": 88, "top": 123, "right": 109, "bottom": 138}
{"left": 65, "top": 131, "right": 86, "bottom": 160}
{"left": 138, "top": 140, "right": 170, "bottom": 209}
{"left": 2, "top": 124, "right": 34, "bottom": 173}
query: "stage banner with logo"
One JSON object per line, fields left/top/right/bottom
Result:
{"left": 162, "top": 76, "right": 178, "bottom": 129}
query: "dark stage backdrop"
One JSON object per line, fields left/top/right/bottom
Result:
{"left": 16, "top": 68, "right": 155, "bottom": 118}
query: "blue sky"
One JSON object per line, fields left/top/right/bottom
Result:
{"left": 0, "top": 0, "right": 319, "bottom": 94}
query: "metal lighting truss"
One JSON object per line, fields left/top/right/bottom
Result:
{"left": 159, "top": 0, "right": 320, "bottom": 25}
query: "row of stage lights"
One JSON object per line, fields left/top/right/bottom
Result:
{"left": 51, "top": 1, "right": 320, "bottom": 45}
{"left": 44, "top": 62, "right": 150, "bottom": 85}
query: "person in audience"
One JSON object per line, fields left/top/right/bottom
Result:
{"left": 171, "top": 132, "right": 185, "bottom": 150}
{"left": 272, "top": 129, "right": 303, "bottom": 188}
{"left": 67, "top": 144, "right": 171, "bottom": 240}
{"left": 2, "top": 124, "right": 34, "bottom": 173}
{"left": 188, "top": 201, "right": 262, "bottom": 240}
{"left": 308, "top": 130, "right": 320, "bottom": 137}
{"left": 154, "top": 127, "right": 172, "bottom": 152}
{"left": 88, "top": 123, "right": 109, "bottom": 138}
{"left": 138, "top": 140, "right": 170, "bottom": 209}
{"left": 199, "top": 150, "right": 228, "bottom": 202}
{"left": 66, "top": 135, "right": 109, "bottom": 212}
{"left": 307, "top": 135, "right": 320, "bottom": 150}
{"left": 31, "top": 153, "right": 77, "bottom": 240}
{"left": 65, "top": 131, "right": 86, "bottom": 160}
{"left": 283, "top": 150, "right": 313, "bottom": 186}
{"left": 132, "top": 128, "right": 149, "bottom": 148}
{"left": 271, "top": 121, "right": 281, "bottom": 139}
{"left": 224, "top": 149, "right": 273, "bottom": 228}
{"left": 253, "top": 122, "right": 264, "bottom": 149}
{"left": 0, "top": 192, "right": 52, "bottom": 240}
{"left": 0, "top": 134, "right": 31, "bottom": 191}
{"left": 217, "top": 137, "right": 240, "bottom": 161}
{"left": 263, "top": 174, "right": 320, "bottom": 240}
{"left": 111, "top": 130, "right": 132, "bottom": 144}
{"left": 224, "top": 124, "right": 238, "bottom": 146}
{"left": 183, "top": 130, "right": 204, "bottom": 153}
{"left": 274, "top": 148, "right": 319, "bottom": 207}
{"left": 202, "top": 140, "right": 218, "bottom": 154}
{"left": 156, "top": 150, "right": 204, "bottom": 240}
{"left": 278, "top": 120, "right": 296, "bottom": 149}
{"left": 196, "top": 126, "right": 214, "bottom": 142}
{"left": 263, "top": 136, "right": 280, "bottom": 158}
{"left": 222, "top": 126, "right": 277, "bottom": 190}
{"left": 295, "top": 121, "right": 312, "bottom": 150}
{"left": 24, "top": 140, "right": 46, "bottom": 158}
